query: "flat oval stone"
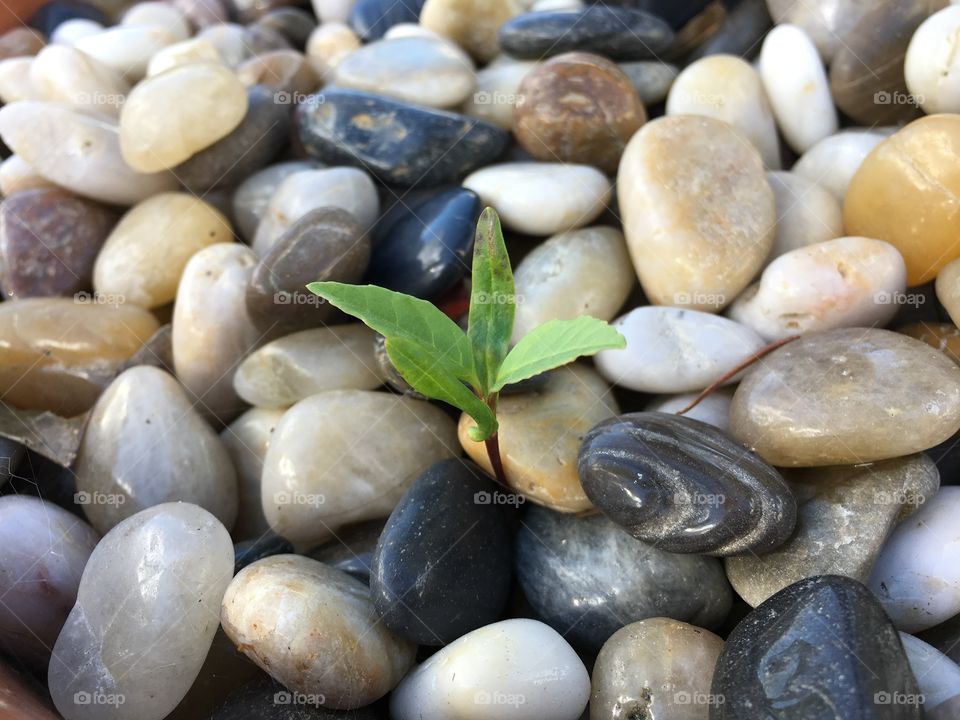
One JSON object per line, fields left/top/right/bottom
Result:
{"left": 335, "top": 35, "right": 476, "bottom": 108}
{"left": 591, "top": 618, "right": 724, "bottom": 720}
{"left": 845, "top": 116, "right": 960, "bottom": 285}
{"left": 711, "top": 575, "right": 922, "bottom": 720}
{"left": 390, "top": 619, "right": 590, "bottom": 720}
{"left": 595, "top": 306, "right": 766, "bottom": 393}
{"left": 900, "top": 633, "right": 960, "bottom": 717}
{"left": 793, "top": 129, "right": 886, "bottom": 202}
{"left": 0, "top": 101, "right": 177, "bottom": 205}
{"left": 729, "top": 237, "right": 908, "bottom": 341}
{"left": 93, "top": 192, "right": 232, "bottom": 309}
{"left": 765, "top": 170, "right": 843, "bottom": 266}
{"left": 350, "top": 0, "right": 426, "bottom": 40}
{"left": 511, "top": 225, "right": 633, "bottom": 343}
{"left": 234, "top": 325, "right": 384, "bottom": 408}
{"left": 221, "top": 407, "right": 283, "bottom": 541}
{"left": 74, "top": 25, "right": 177, "bottom": 80}
{"left": 231, "top": 160, "right": 315, "bottom": 243}
{"left": 370, "top": 459, "right": 513, "bottom": 645}
{"left": 869, "top": 486, "right": 960, "bottom": 632}
{"left": 296, "top": 88, "right": 509, "bottom": 187}
{"left": 460, "top": 57, "right": 537, "bottom": 129}
{"left": 262, "top": 390, "right": 458, "bottom": 546}
{"left": 459, "top": 364, "right": 618, "bottom": 512}
{"left": 498, "top": 5, "right": 674, "bottom": 60}
{"left": 221, "top": 555, "right": 415, "bottom": 708}
{"left": 905, "top": 6, "right": 960, "bottom": 114}
{"left": 30, "top": 44, "right": 129, "bottom": 116}
{"left": 727, "top": 455, "right": 940, "bottom": 608}
{"left": 0, "top": 188, "right": 117, "bottom": 300}
{"left": 516, "top": 507, "right": 732, "bottom": 652}
{"left": 0, "top": 496, "right": 98, "bottom": 671}
{"left": 0, "top": 298, "right": 158, "bottom": 415}
{"left": 514, "top": 52, "right": 645, "bottom": 172}
{"left": 618, "top": 115, "right": 774, "bottom": 311}
{"left": 579, "top": 412, "right": 796, "bottom": 556}
{"left": 120, "top": 62, "right": 248, "bottom": 173}
{"left": 730, "top": 328, "right": 960, "bottom": 466}
{"left": 0, "top": 155, "right": 57, "bottom": 195}
{"left": 462, "top": 162, "right": 610, "bottom": 236}
{"left": 420, "top": 0, "right": 523, "bottom": 62}
{"left": 365, "top": 188, "right": 479, "bottom": 299}
{"left": 49, "top": 503, "right": 233, "bottom": 720}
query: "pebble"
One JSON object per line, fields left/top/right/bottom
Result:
{"left": 50, "top": 18, "right": 102, "bottom": 45}
{"left": 335, "top": 35, "right": 476, "bottom": 108}
{"left": 390, "top": 618, "right": 591, "bottom": 720}
{"left": 459, "top": 57, "right": 536, "bottom": 129}
{"left": 305, "top": 21, "right": 359, "bottom": 80}
{"left": 93, "top": 192, "right": 232, "bottom": 309}
{"left": 595, "top": 306, "right": 766, "bottom": 393}
{"left": 262, "top": 390, "right": 458, "bottom": 546}
{"left": 370, "top": 459, "right": 513, "bottom": 645}
{"left": 730, "top": 328, "right": 960, "bottom": 466}
{"left": 220, "top": 407, "right": 283, "bottom": 540}
{"left": 511, "top": 226, "right": 633, "bottom": 343}
{"left": 591, "top": 618, "right": 724, "bottom": 720}
{"left": 516, "top": 507, "right": 732, "bottom": 652}
{"left": 0, "top": 298, "right": 158, "bottom": 416}
{"left": 0, "top": 155, "right": 56, "bottom": 195}
{"left": 121, "top": 2, "right": 190, "bottom": 40}
{"left": 234, "top": 325, "right": 384, "bottom": 408}
{"left": 221, "top": 555, "right": 415, "bottom": 708}
{"left": 869, "top": 486, "right": 960, "bottom": 632}
{"left": 0, "top": 188, "right": 117, "bottom": 300}
{"left": 647, "top": 388, "right": 734, "bottom": 432}
{"left": 0, "top": 101, "right": 177, "bottom": 205}
{"left": 758, "top": 23, "right": 838, "bottom": 153}
{"left": 459, "top": 365, "right": 618, "bottom": 512}
{"left": 618, "top": 115, "right": 774, "bottom": 311}
{"left": 728, "top": 237, "right": 908, "bottom": 341}
{"left": 296, "top": 89, "right": 509, "bottom": 187}
{"left": 171, "top": 243, "right": 260, "bottom": 422}
{"left": 49, "top": 503, "right": 233, "bottom": 720}
{"left": 764, "top": 170, "right": 844, "bottom": 265}
{"left": 173, "top": 85, "right": 291, "bottom": 193}
{"left": 172, "top": 0, "right": 228, "bottom": 28}
{"left": 726, "top": 455, "right": 940, "bottom": 607}
{"left": 900, "top": 322, "right": 960, "bottom": 365}
{"left": 144, "top": 37, "right": 224, "bottom": 76}
{"left": 764, "top": 0, "right": 876, "bottom": 62}
{"left": 514, "top": 52, "right": 645, "bottom": 172}
{"left": 307, "top": 518, "right": 384, "bottom": 584}
{"left": 350, "top": 0, "right": 426, "bottom": 40}
{"left": 231, "top": 160, "right": 315, "bottom": 243}
{"left": 30, "top": 1, "right": 108, "bottom": 37}
{"left": 0, "top": 27, "right": 45, "bottom": 58}
{"left": 0, "top": 496, "right": 98, "bottom": 671}
{"left": 29, "top": 44, "right": 129, "bottom": 116}
{"left": 419, "top": 0, "right": 522, "bottom": 62}
{"left": 711, "top": 575, "right": 922, "bottom": 720}
{"left": 74, "top": 25, "right": 177, "bottom": 80}
{"left": 365, "top": 188, "right": 479, "bottom": 299}
{"left": 620, "top": 59, "right": 678, "bottom": 104}
{"left": 899, "top": 633, "right": 960, "bottom": 718}
{"left": 255, "top": 8, "right": 317, "bottom": 48}
{"left": 462, "top": 162, "right": 611, "bottom": 236}
{"left": 120, "top": 62, "right": 248, "bottom": 173}
{"left": 792, "top": 129, "right": 886, "bottom": 202}
{"left": 0, "top": 58, "right": 39, "bottom": 103}
{"left": 579, "top": 412, "right": 796, "bottom": 556}
{"left": 905, "top": 6, "right": 960, "bottom": 114}
{"left": 235, "top": 49, "right": 317, "bottom": 95}
{"left": 667, "top": 53, "right": 780, "bottom": 169}
{"left": 845, "top": 116, "right": 960, "bottom": 285}
{"left": 498, "top": 5, "right": 674, "bottom": 60}
{"left": 937, "top": 257, "right": 960, "bottom": 327}
{"left": 311, "top": 0, "right": 353, "bottom": 23}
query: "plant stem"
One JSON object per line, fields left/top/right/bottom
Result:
{"left": 482, "top": 394, "right": 510, "bottom": 489}
{"left": 675, "top": 335, "right": 800, "bottom": 416}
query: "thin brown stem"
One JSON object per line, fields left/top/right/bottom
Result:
{"left": 675, "top": 335, "right": 800, "bottom": 416}
{"left": 481, "top": 393, "right": 511, "bottom": 490}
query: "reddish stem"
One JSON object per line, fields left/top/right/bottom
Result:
{"left": 480, "top": 393, "right": 511, "bottom": 490}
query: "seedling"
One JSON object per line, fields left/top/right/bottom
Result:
{"left": 308, "top": 207, "right": 626, "bottom": 486}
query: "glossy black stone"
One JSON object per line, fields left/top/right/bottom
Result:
{"left": 498, "top": 5, "right": 674, "bottom": 60}
{"left": 349, "top": 0, "right": 426, "bottom": 40}
{"left": 295, "top": 89, "right": 510, "bottom": 187}
{"left": 233, "top": 535, "right": 294, "bottom": 574}
{"left": 369, "top": 459, "right": 514, "bottom": 645}
{"left": 29, "top": 0, "right": 107, "bottom": 34}
{"left": 211, "top": 677, "right": 381, "bottom": 719}
{"left": 365, "top": 188, "right": 479, "bottom": 299}
{"left": 306, "top": 519, "right": 385, "bottom": 585}
{"left": 516, "top": 505, "right": 732, "bottom": 654}
{"left": 598, "top": 0, "right": 713, "bottom": 30}
{"left": 712, "top": 575, "right": 922, "bottom": 720}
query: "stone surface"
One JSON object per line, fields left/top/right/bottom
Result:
{"left": 690, "top": 0, "right": 772, "bottom": 61}
{"left": 711, "top": 575, "right": 921, "bottom": 720}
{"left": 591, "top": 618, "right": 724, "bottom": 720}
{"left": 899, "top": 633, "right": 960, "bottom": 717}
{"left": 49, "top": 503, "right": 234, "bottom": 720}
{"left": 765, "top": 170, "right": 844, "bottom": 266}
{"left": 221, "top": 555, "right": 415, "bottom": 708}
{"left": 262, "top": 390, "right": 458, "bottom": 547}
{"left": 233, "top": 534, "right": 294, "bottom": 573}
{"left": 514, "top": 52, "right": 645, "bottom": 172}
{"left": 0, "top": 155, "right": 57, "bottom": 196}
{"left": 256, "top": 7, "right": 317, "bottom": 48}
{"left": 370, "top": 459, "right": 513, "bottom": 645}
{"left": 905, "top": 6, "right": 960, "bottom": 115}
{"left": 235, "top": 49, "right": 317, "bottom": 95}
{"left": 305, "top": 21, "right": 359, "bottom": 80}
{"left": 419, "top": 0, "right": 522, "bottom": 62}
{"left": 460, "top": 57, "right": 536, "bottom": 129}
{"left": 198, "top": 23, "right": 291, "bottom": 68}
{"left": 516, "top": 507, "right": 732, "bottom": 652}
{"left": 0, "top": 188, "right": 117, "bottom": 300}
{"left": 620, "top": 59, "right": 677, "bottom": 104}
{"left": 121, "top": 2, "right": 190, "bottom": 40}
{"left": 764, "top": 0, "right": 880, "bottom": 62}
{"left": 937, "top": 257, "right": 960, "bottom": 328}
{"left": 49, "top": 18, "right": 102, "bottom": 45}
{"left": 899, "top": 323, "right": 960, "bottom": 365}
{"left": 211, "top": 678, "right": 380, "bottom": 719}
{"left": 307, "top": 519, "right": 384, "bottom": 584}
{"left": 296, "top": 88, "right": 509, "bottom": 187}
{"left": 618, "top": 115, "right": 774, "bottom": 311}
{"left": 93, "top": 192, "right": 232, "bottom": 309}
{"left": 74, "top": 25, "right": 177, "bottom": 79}
{"left": 793, "top": 130, "right": 886, "bottom": 202}
{"left": 726, "top": 455, "right": 940, "bottom": 607}
{"left": 462, "top": 162, "right": 610, "bottom": 236}
{"left": 647, "top": 388, "right": 734, "bottom": 432}
{"left": 30, "top": 44, "right": 129, "bottom": 116}
{"left": 730, "top": 328, "right": 960, "bottom": 466}
{"left": 146, "top": 37, "right": 224, "bottom": 76}
{"left": 459, "top": 364, "right": 617, "bottom": 512}
{"left": 350, "top": 0, "right": 425, "bottom": 40}
{"left": 74, "top": 366, "right": 238, "bottom": 535}
{"left": 0, "top": 27, "right": 45, "bottom": 59}
{"left": 390, "top": 618, "right": 590, "bottom": 720}
{"left": 220, "top": 407, "right": 283, "bottom": 541}
{"left": 845, "top": 116, "right": 960, "bottom": 285}
{"left": 231, "top": 160, "right": 315, "bottom": 243}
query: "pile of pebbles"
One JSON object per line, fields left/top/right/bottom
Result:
{"left": 2, "top": 0, "right": 960, "bottom": 718}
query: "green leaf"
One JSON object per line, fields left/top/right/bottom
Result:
{"left": 492, "top": 316, "right": 626, "bottom": 391}
{"left": 307, "top": 281, "right": 476, "bottom": 384}
{"left": 467, "top": 207, "right": 515, "bottom": 396}
{"left": 386, "top": 337, "right": 498, "bottom": 441}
